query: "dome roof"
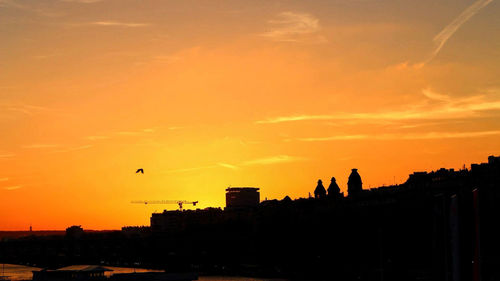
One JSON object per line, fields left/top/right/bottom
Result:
{"left": 347, "top": 168, "right": 363, "bottom": 195}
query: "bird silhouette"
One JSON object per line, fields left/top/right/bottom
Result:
{"left": 136, "top": 168, "right": 144, "bottom": 174}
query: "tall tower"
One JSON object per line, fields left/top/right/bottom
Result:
{"left": 347, "top": 168, "right": 363, "bottom": 196}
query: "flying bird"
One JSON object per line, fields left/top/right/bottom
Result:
{"left": 136, "top": 168, "right": 144, "bottom": 174}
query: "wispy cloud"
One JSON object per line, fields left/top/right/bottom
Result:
{"left": 88, "top": 21, "right": 151, "bottom": 27}
{"left": 153, "top": 55, "right": 182, "bottom": 63}
{"left": 86, "top": 128, "right": 158, "bottom": 141}
{"left": 33, "top": 54, "right": 59, "bottom": 60}
{"left": 164, "top": 155, "right": 303, "bottom": 174}
{"left": 60, "top": 0, "right": 104, "bottom": 3}
{"left": 0, "top": 0, "right": 63, "bottom": 17}
{"left": 86, "top": 135, "right": 109, "bottom": 141}
{"left": 261, "top": 12, "right": 325, "bottom": 43}
{"left": 241, "top": 155, "right": 304, "bottom": 166}
{"left": 164, "top": 165, "right": 218, "bottom": 174}
{"left": 4, "top": 185, "right": 22, "bottom": 190}
{"left": 257, "top": 88, "right": 500, "bottom": 124}
{"left": 0, "top": 103, "right": 51, "bottom": 115}
{"left": 417, "top": 0, "right": 493, "bottom": 65}
{"left": 22, "top": 144, "right": 59, "bottom": 149}
{"left": 421, "top": 88, "right": 452, "bottom": 102}
{"left": 117, "top": 128, "right": 156, "bottom": 136}
{"left": 432, "top": 0, "right": 492, "bottom": 58}
{"left": 0, "top": 178, "right": 8, "bottom": 182}
{"left": 257, "top": 115, "right": 334, "bottom": 124}
{"left": 296, "top": 130, "right": 500, "bottom": 142}
{"left": 0, "top": 154, "right": 15, "bottom": 159}
{"left": 0, "top": 0, "right": 24, "bottom": 9}
{"left": 298, "top": 135, "right": 368, "bottom": 142}
{"left": 217, "top": 163, "right": 239, "bottom": 170}
{"left": 51, "top": 145, "right": 93, "bottom": 153}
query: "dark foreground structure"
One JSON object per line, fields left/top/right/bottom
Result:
{"left": 1, "top": 156, "right": 500, "bottom": 281}
{"left": 33, "top": 266, "right": 111, "bottom": 281}
{"left": 32, "top": 266, "right": 197, "bottom": 281}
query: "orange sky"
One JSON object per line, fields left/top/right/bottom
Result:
{"left": 1, "top": 0, "right": 499, "bottom": 230}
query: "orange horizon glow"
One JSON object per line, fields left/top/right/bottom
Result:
{"left": 1, "top": 0, "right": 500, "bottom": 230}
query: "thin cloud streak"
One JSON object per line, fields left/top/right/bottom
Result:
{"left": 1, "top": 103, "right": 51, "bottom": 115}
{"left": 60, "top": 0, "right": 103, "bottom": 3}
{"left": 86, "top": 135, "right": 109, "bottom": 141}
{"left": 0, "top": 154, "right": 15, "bottom": 158}
{"left": 117, "top": 128, "right": 156, "bottom": 136}
{"left": 163, "top": 165, "right": 218, "bottom": 174}
{"left": 257, "top": 89, "right": 500, "bottom": 124}
{"left": 89, "top": 21, "right": 151, "bottom": 27}
{"left": 257, "top": 115, "right": 336, "bottom": 124}
{"left": 296, "top": 130, "right": 500, "bottom": 142}
{"left": 422, "top": 88, "right": 451, "bottom": 102}
{"left": 87, "top": 128, "right": 157, "bottom": 141}
{"left": 0, "top": 0, "right": 26, "bottom": 9}
{"left": 0, "top": 0, "right": 64, "bottom": 17}
{"left": 298, "top": 135, "right": 368, "bottom": 142}
{"left": 241, "top": 155, "right": 304, "bottom": 166}
{"left": 0, "top": 178, "right": 8, "bottom": 181}
{"left": 425, "top": 0, "right": 493, "bottom": 64}
{"left": 261, "top": 11, "right": 324, "bottom": 43}
{"left": 51, "top": 145, "right": 93, "bottom": 153}
{"left": 218, "top": 163, "right": 239, "bottom": 170}
{"left": 4, "top": 185, "right": 22, "bottom": 190}
{"left": 22, "top": 144, "right": 59, "bottom": 149}
{"left": 164, "top": 155, "right": 303, "bottom": 173}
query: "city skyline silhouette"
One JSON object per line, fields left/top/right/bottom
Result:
{"left": 2, "top": 1, "right": 500, "bottom": 280}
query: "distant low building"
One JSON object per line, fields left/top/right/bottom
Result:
{"left": 150, "top": 208, "right": 223, "bottom": 233}
{"left": 33, "top": 266, "right": 112, "bottom": 281}
{"left": 121, "top": 226, "right": 150, "bottom": 237}
{"left": 225, "top": 187, "right": 260, "bottom": 209}
{"left": 65, "top": 225, "right": 84, "bottom": 238}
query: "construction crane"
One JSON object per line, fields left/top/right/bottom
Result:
{"left": 131, "top": 200, "right": 198, "bottom": 211}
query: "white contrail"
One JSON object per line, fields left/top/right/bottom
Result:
{"left": 428, "top": 0, "right": 493, "bottom": 63}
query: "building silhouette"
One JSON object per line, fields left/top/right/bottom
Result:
{"left": 2, "top": 155, "right": 500, "bottom": 281}
{"left": 327, "top": 177, "right": 341, "bottom": 198}
{"left": 314, "top": 179, "right": 327, "bottom": 198}
{"left": 347, "top": 168, "right": 362, "bottom": 196}
{"left": 33, "top": 266, "right": 112, "bottom": 281}
{"left": 65, "top": 225, "right": 84, "bottom": 239}
{"left": 225, "top": 187, "right": 260, "bottom": 209}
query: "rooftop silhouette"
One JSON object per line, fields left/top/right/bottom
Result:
{"left": 1, "top": 155, "right": 499, "bottom": 281}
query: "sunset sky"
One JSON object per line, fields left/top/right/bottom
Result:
{"left": 1, "top": 0, "right": 499, "bottom": 230}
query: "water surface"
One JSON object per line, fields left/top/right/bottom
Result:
{"left": 1, "top": 264, "right": 286, "bottom": 281}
